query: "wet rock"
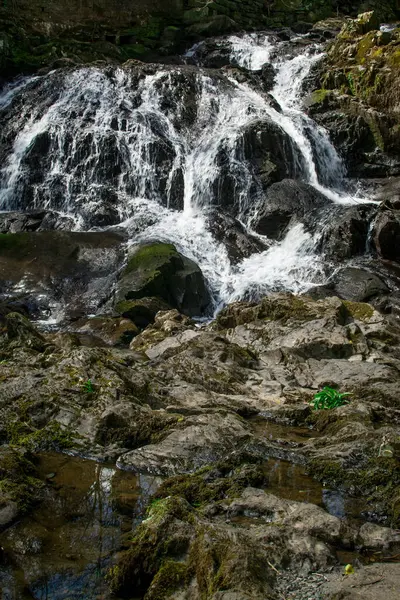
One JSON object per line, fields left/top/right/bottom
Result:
{"left": 239, "top": 124, "right": 306, "bottom": 198}
{"left": 0, "top": 211, "right": 46, "bottom": 234}
{"left": 115, "top": 242, "right": 211, "bottom": 317}
{"left": 251, "top": 179, "right": 327, "bottom": 240}
{"left": 373, "top": 210, "right": 400, "bottom": 263}
{"left": 318, "top": 204, "right": 376, "bottom": 261}
{"left": 331, "top": 267, "right": 389, "bottom": 302}
{"left": 0, "top": 230, "right": 126, "bottom": 324}
{"left": 206, "top": 209, "right": 267, "bottom": 263}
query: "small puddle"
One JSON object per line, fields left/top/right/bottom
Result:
{"left": 264, "top": 458, "right": 368, "bottom": 521}
{"left": 0, "top": 453, "right": 161, "bottom": 600}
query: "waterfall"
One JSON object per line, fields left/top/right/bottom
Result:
{"left": 0, "top": 32, "right": 377, "bottom": 311}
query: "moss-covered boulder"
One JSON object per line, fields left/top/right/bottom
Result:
{"left": 115, "top": 243, "right": 212, "bottom": 317}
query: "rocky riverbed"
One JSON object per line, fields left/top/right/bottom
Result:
{"left": 1, "top": 291, "right": 400, "bottom": 598}
{"left": 2, "top": 7, "right": 400, "bottom": 600}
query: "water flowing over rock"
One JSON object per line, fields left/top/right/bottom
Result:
{"left": 0, "top": 30, "right": 388, "bottom": 315}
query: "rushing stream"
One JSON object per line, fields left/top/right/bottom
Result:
{"left": 0, "top": 31, "right": 378, "bottom": 313}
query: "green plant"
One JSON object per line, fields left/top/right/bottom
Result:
{"left": 83, "top": 379, "right": 94, "bottom": 393}
{"left": 311, "top": 387, "right": 350, "bottom": 410}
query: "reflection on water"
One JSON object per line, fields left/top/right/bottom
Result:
{"left": 264, "top": 458, "right": 368, "bottom": 521}
{"left": 0, "top": 453, "right": 161, "bottom": 600}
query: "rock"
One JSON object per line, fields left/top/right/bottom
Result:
{"left": 114, "top": 296, "right": 171, "bottom": 329}
{"left": 145, "top": 329, "right": 200, "bottom": 360}
{"left": 313, "top": 18, "right": 400, "bottom": 178}
{"left": 239, "top": 124, "right": 306, "bottom": 198}
{"left": 116, "top": 412, "right": 250, "bottom": 475}
{"left": 115, "top": 242, "right": 212, "bottom": 317}
{"left": 318, "top": 204, "right": 376, "bottom": 261}
{"left": 373, "top": 211, "right": 400, "bottom": 262}
{"left": 251, "top": 179, "right": 327, "bottom": 240}
{"left": 0, "top": 211, "right": 46, "bottom": 234}
{"left": 322, "top": 563, "right": 400, "bottom": 600}
{"left": 5, "top": 312, "right": 47, "bottom": 352}
{"left": 75, "top": 316, "right": 139, "bottom": 347}
{"left": 0, "top": 230, "right": 125, "bottom": 324}
{"left": 331, "top": 267, "right": 389, "bottom": 302}
{"left": 206, "top": 209, "right": 267, "bottom": 263}
{"left": 130, "top": 308, "right": 195, "bottom": 354}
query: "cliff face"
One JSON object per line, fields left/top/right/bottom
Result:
{"left": 307, "top": 11, "right": 400, "bottom": 178}
{"left": 2, "top": 0, "right": 399, "bottom": 76}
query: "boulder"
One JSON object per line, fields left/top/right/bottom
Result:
{"left": 115, "top": 243, "right": 212, "bottom": 317}
{"left": 75, "top": 316, "right": 139, "bottom": 347}
{"left": 116, "top": 412, "right": 250, "bottom": 475}
{"left": 331, "top": 267, "right": 389, "bottom": 302}
{"left": 240, "top": 123, "right": 306, "bottom": 195}
{"left": 206, "top": 209, "right": 267, "bottom": 263}
{"left": 373, "top": 210, "right": 400, "bottom": 262}
{"left": 251, "top": 179, "right": 327, "bottom": 240}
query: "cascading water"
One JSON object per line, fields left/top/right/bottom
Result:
{"left": 0, "top": 32, "right": 377, "bottom": 314}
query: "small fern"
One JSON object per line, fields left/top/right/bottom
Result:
{"left": 311, "top": 387, "right": 350, "bottom": 410}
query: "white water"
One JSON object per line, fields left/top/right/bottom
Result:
{"left": 0, "top": 33, "right": 377, "bottom": 311}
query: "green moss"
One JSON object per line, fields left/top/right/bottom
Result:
{"left": 309, "top": 455, "right": 400, "bottom": 526}
{"left": 310, "top": 88, "right": 330, "bottom": 104}
{"left": 109, "top": 496, "right": 194, "bottom": 596}
{"left": 147, "top": 560, "right": 189, "bottom": 600}
{"left": 365, "top": 111, "right": 385, "bottom": 150}
{"left": 7, "top": 420, "right": 75, "bottom": 452}
{"left": 0, "top": 448, "right": 43, "bottom": 514}
{"left": 153, "top": 460, "right": 265, "bottom": 508}
{"left": 343, "top": 300, "right": 374, "bottom": 321}
{"left": 125, "top": 243, "right": 178, "bottom": 275}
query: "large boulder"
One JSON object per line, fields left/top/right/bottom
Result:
{"left": 0, "top": 230, "right": 125, "bottom": 323}
{"left": 251, "top": 179, "right": 328, "bottom": 240}
{"left": 115, "top": 243, "right": 211, "bottom": 317}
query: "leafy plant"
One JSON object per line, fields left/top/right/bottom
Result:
{"left": 311, "top": 387, "right": 351, "bottom": 410}
{"left": 83, "top": 379, "right": 94, "bottom": 393}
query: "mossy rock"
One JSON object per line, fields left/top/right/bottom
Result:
{"left": 309, "top": 455, "right": 400, "bottom": 526}
{"left": 153, "top": 460, "right": 265, "bottom": 508}
{"left": 0, "top": 447, "right": 43, "bottom": 523}
{"left": 343, "top": 300, "right": 374, "bottom": 321}
{"left": 116, "top": 243, "right": 211, "bottom": 317}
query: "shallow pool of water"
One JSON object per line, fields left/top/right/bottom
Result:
{"left": 0, "top": 453, "right": 161, "bottom": 600}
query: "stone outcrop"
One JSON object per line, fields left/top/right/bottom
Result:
{"left": 307, "top": 11, "right": 400, "bottom": 177}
